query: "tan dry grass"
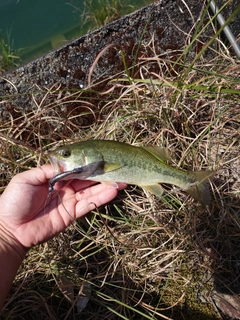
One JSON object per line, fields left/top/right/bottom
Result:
{"left": 1, "top": 19, "right": 240, "bottom": 320}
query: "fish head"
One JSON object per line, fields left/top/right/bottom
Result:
{"left": 48, "top": 147, "right": 73, "bottom": 173}
{"left": 48, "top": 142, "right": 104, "bottom": 174}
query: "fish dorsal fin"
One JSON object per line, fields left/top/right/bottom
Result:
{"left": 104, "top": 162, "right": 123, "bottom": 173}
{"left": 141, "top": 184, "right": 164, "bottom": 198}
{"left": 142, "top": 146, "right": 169, "bottom": 162}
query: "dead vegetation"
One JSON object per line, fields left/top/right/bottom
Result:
{"left": 1, "top": 6, "right": 240, "bottom": 320}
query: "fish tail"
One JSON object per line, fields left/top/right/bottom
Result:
{"left": 185, "top": 171, "right": 215, "bottom": 205}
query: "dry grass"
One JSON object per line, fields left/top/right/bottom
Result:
{"left": 1, "top": 6, "right": 240, "bottom": 320}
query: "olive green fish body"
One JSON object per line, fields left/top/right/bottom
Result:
{"left": 49, "top": 140, "right": 214, "bottom": 204}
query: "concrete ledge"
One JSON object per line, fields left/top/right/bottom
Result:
{"left": 0, "top": 0, "right": 239, "bottom": 112}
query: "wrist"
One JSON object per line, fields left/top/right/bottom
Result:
{"left": 0, "top": 222, "right": 27, "bottom": 310}
{"left": 0, "top": 222, "right": 27, "bottom": 262}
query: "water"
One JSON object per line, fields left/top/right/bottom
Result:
{"left": 0, "top": 0, "right": 84, "bottom": 61}
{"left": 0, "top": 0, "right": 150, "bottom": 63}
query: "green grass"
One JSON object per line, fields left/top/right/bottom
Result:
{"left": 0, "top": 33, "right": 20, "bottom": 73}
{"left": 1, "top": 2, "right": 240, "bottom": 319}
{"left": 80, "top": 0, "right": 153, "bottom": 31}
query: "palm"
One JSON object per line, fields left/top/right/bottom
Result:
{"left": 0, "top": 165, "right": 125, "bottom": 248}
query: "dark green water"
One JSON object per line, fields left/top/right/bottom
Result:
{"left": 0, "top": 0, "right": 151, "bottom": 63}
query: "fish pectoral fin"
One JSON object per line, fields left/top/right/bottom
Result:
{"left": 142, "top": 146, "right": 170, "bottom": 162}
{"left": 104, "top": 162, "right": 123, "bottom": 173}
{"left": 141, "top": 184, "right": 164, "bottom": 198}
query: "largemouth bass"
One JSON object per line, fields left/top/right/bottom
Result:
{"left": 48, "top": 140, "right": 214, "bottom": 205}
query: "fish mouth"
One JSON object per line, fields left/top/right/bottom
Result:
{"left": 48, "top": 154, "right": 66, "bottom": 173}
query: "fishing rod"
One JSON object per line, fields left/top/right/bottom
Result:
{"left": 208, "top": 0, "right": 240, "bottom": 58}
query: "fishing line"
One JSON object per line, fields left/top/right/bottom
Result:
{"left": 57, "top": 193, "right": 75, "bottom": 222}
{"left": 44, "top": 179, "right": 75, "bottom": 220}
{"left": 43, "top": 186, "right": 57, "bottom": 216}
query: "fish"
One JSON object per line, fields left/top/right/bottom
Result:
{"left": 48, "top": 140, "right": 215, "bottom": 205}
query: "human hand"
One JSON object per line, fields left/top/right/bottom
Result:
{"left": 0, "top": 164, "right": 127, "bottom": 252}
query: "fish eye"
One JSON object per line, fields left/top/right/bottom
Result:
{"left": 61, "top": 149, "right": 71, "bottom": 158}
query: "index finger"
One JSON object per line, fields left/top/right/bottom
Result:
{"left": 74, "top": 183, "right": 120, "bottom": 217}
